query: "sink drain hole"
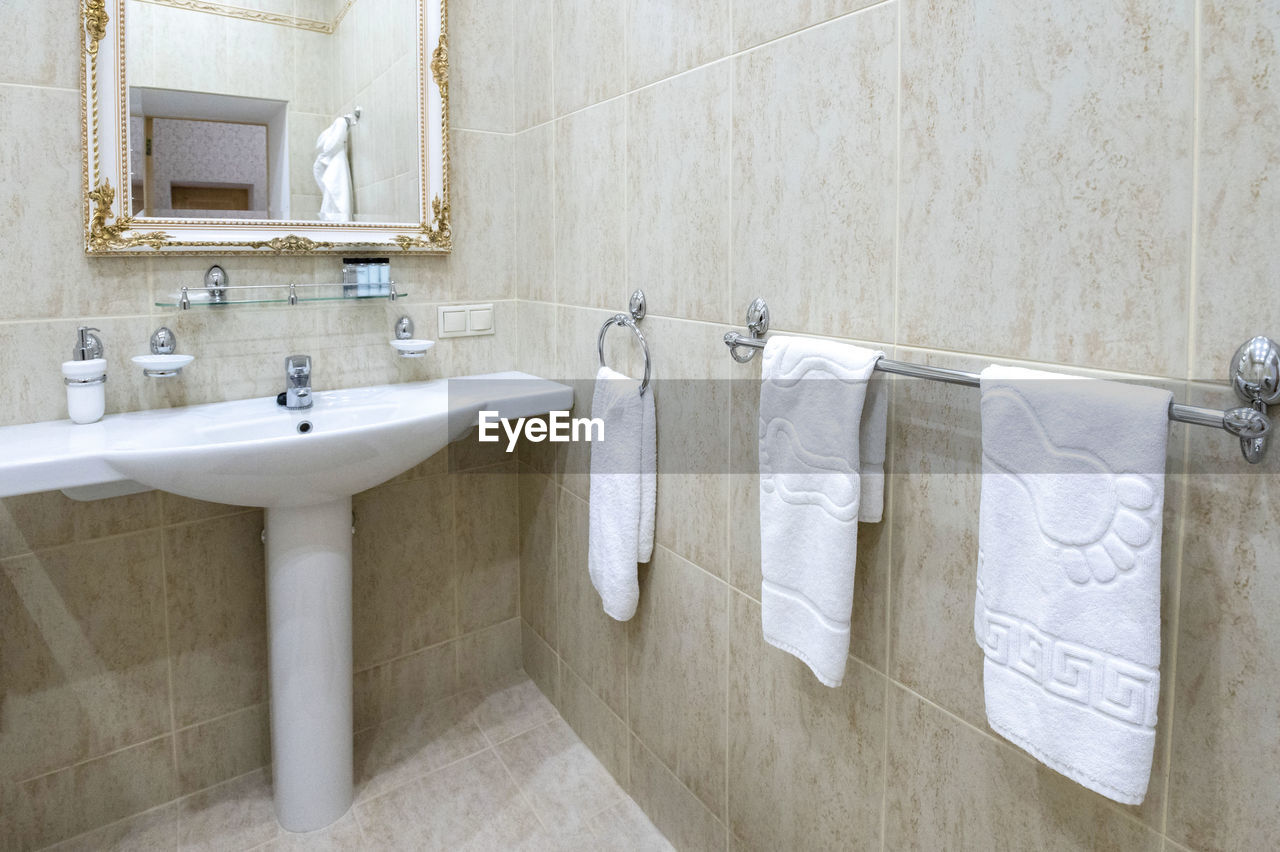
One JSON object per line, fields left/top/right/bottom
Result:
{"left": 297, "top": 421, "right": 313, "bottom": 434}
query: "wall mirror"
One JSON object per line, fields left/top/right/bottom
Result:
{"left": 82, "top": 0, "right": 449, "bottom": 254}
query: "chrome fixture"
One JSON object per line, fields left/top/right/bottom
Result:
{"left": 135, "top": 326, "right": 193, "bottom": 378}
{"left": 390, "top": 315, "right": 434, "bottom": 358}
{"left": 597, "top": 290, "right": 651, "bottom": 395}
{"left": 344, "top": 106, "right": 362, "bottom": 127}
{"left": 72, "top": 326, "right": 104, "bottom": 361}
{"left": 723, "top": 298, "right": 1275, "bottom": 464}
{"left": 150, "top": 327, "right": 176, "bottom": 355}
{"left": 204, "top": 265, "right": 228, "bottom": 303}
{"left": 283, "top": 355, "right": 313, "bottom": 410}
{"left": 1228, "top": 335, "right": 1280, "bottom": 463}
{"left": 724, "top": 298, "right": 770, "bottom": 363}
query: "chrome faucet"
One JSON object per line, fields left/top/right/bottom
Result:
{"left": 284, "top": 355, "right": 313, "bottom": 410}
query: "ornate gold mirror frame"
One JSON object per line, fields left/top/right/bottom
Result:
{"left": 81, "top": 0, "right": 450, "bottom": 254}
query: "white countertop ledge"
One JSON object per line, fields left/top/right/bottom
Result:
{"left": 0, "top": 372, "right": 573, "bottom": 501}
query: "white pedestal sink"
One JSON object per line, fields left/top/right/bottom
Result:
{"left": 0, "top": 372, "right": 572, "bottom": 832}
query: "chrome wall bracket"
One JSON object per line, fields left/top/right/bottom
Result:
{"left": 204, "top": 265, "right": 228, "bottom": 302}
{"left": 1227, "top": 336, "right": 1279, "bottom": 463}
{"left": 724, "top": 297, "right": 770, "bottom": 363}
{"left": 597, "top": 290, "right": 652, "bottom": 394}
{"left": 628, "top": 289, "right": 647, "bottom": 321}
{"left": 150, "top": 327, "right": 176, "bottom": 355}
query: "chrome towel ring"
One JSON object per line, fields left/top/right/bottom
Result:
{"left": 597, "top": 290, "right": 651, "bottom": 395}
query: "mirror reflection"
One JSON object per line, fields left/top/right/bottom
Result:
{"left": 125, "top": 0, "right": 421, "bottom": 225}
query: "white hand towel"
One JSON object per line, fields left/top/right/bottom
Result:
{"left": 759, "top": 336, "right": 885, "bottom": 687}
{"left": 313, "top": 118, "right": 352, "bottom": 223}
{"left": 589, "top": 366, "right": 656, "bottom": 621}
{"left": 975, "top": 364, "right": 1171, "bottom": 805}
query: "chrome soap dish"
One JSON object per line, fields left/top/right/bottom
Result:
{"left": 133, "top": 327, "right": 194, "bottom": 378}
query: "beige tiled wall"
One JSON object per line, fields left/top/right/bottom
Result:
{"left": 513, "top": 1, "right": 1280, "bottom": 851}
{"left": 0, "top": 1, "right": 523, "bottom": 848}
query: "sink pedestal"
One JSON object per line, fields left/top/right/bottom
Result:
{"left": 264, "top": 497, "right": 354, "bottom": 831}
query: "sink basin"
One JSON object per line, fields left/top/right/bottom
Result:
{"left": 101, "top": 372, "right": 568, "bottom": 508}
{"left": 0, "top": 371, "right": 572, "bottom": 832}
{"left": 104, "top": 385, "right": 445, "bottom": 508}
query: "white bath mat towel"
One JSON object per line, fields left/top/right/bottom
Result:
{"left": 975, "top": 364, "right": 1171, "bottom": 804}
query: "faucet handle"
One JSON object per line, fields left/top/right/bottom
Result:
{"left": 285, "top": 354, "right": 311, "bottom": 377}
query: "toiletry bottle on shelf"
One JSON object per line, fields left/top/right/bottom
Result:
{"left": 356, "top": 261, "right": 371, "bottom": 297}
{"left": 342, "top": 261, "right": 358, "bottom": 298}
{"left": 369, "top": 258, "right": 389, "bottom": 296}
{"left": 62, "top": 326, "right": 106, "bottom": 424}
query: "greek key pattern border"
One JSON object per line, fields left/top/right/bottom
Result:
{"left": 977, "top": 604, "right": 1158, "bottom": 729}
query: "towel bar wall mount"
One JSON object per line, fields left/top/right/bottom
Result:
{"left": 597, "top": 289, "right": 652, "bottom": 395}
{"left": 723, "top": 298, "right": 1275, "bottom": 464}
{"left": 728, "top": 298, "right": 770, "bottom": 363}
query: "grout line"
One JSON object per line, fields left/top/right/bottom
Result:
{"left": 634, "top": 730, "right": 727, "bottom": 835}
{"left": 35, "top": 788, "right": 179, "bottom": 851}
{"left": 723, "top": 573, "right": 732, "bottom": 849}
{"left": 727, "top": 51, "right": 736, "bottom": 360}
{"left": 450, "top": 469, "right": 462, "bottom": 690}
{"left": 878, "top": 669, "right": 891, "bottom": 851}
{"left": 45, "top": 757, "right": 275, "bottom": 849}
{"left": 892, "top": 0, "right": 903, "bottom": 367}
{"left": 881, "top": 9, "right": 903, "bottom": 845}
{"left": 549, "top": 0, "right": 559, "bottom": 309}
{"left": 353, "top": 617, "right": 511, "bottom": 677}
{"left": 623, "top": 51, "right": 631, "bottom": 315}
{"left": 509, "top": 0, "right": 517, "bottom": 134}
{"left": 531, "top": 0, "right": 898, "bottom": 133}
{"left": 0, "top": 81, "right": 79, "bottom": 94}
{"left": 354, "top": 739, "right": 494, "bottom": 814}
{"left": 161, "top": 507, "right": 260, "bottom": 530}
{"left": 887, "top": 675, "right": 1159, "bottom": 838}
{"left": 171, "top": 701, "right": 267, "bottom": 736}
{"left": 485, "top": 724, "right": 554, "bottom": 833}
{"left": 15, "top": 731, "right": 176, "bottom": 789}
{"left": 1185, "top": 0, "right": 1202, "bottom": 383}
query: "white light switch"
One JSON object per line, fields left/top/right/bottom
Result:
{"left": 441, "top": 308, "right": 467, "bottom": 334}
{"left": 437, "top": 304, "right": 496, "bottom": 338}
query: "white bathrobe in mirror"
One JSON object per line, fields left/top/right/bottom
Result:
{"left": 314, "top": 118, "right": 353, "bottom": 223}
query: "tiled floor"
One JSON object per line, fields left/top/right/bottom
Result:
{"left": 46, "top": 674, "right": 673, "bottom": 851}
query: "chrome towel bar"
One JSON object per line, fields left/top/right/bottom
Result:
{"left": 598, "top": 289, "right": 652, "bottom": 395}
{"left": 723, "top": 298, "right": 1276, "bottom": 464}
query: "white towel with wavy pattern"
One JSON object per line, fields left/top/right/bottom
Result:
{"left": 759, "top": 336, "right": 885, "bottom": 687}
{"left": 975, "top": 364, "right": 1170, "bottom": 804}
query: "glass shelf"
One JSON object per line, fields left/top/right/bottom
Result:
{"left": 155, "top": 282, "right": 406, "bottom": 309}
